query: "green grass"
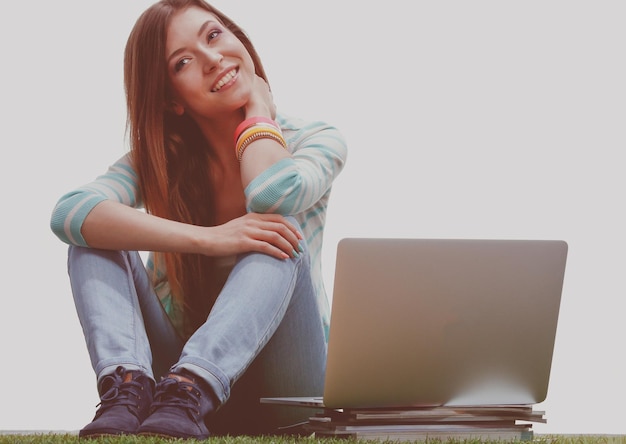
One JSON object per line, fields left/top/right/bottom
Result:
{"left": 0, "top": 434, "right": 625, "bottom": 444}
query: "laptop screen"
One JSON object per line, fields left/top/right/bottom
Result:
{"left": 323, "top": 238, "right": 568, "bottom": 409}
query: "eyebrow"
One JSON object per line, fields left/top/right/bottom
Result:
{"left": 166, "top": 20, "right": 218, "bottom": 64}
{"left": 198, "top": 20, "right": 215, "bottom": 37}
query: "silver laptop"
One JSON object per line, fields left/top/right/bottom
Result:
{"left": 262, "top": 238, "right": 568, "bottom": 409}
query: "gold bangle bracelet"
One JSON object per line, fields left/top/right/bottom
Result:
{"left": 237, "top": 131, "right": 287, "bottom": 161}
{"left": 235, "top": 125, "right": 285, "bottom": 154}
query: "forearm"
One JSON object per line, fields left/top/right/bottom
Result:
{"left": 242, "top": 116, "right": 348, "bottom": 215}
{"left": 239, "top": 137, "right": 290, "bottom": 188}
{"left": 81, "top": 200, "right": 203, "bottom": 254}
{"left": 238, "top": 100, "right": 290, "bottom": 188}
{"left": 81, "top": 200, "right": 304, "bottom": 260}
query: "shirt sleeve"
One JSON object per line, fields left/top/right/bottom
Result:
{"left": 49, "top": 153, "right": 141, "bottom": 246}
{"left": 244, "top": 113, "right": 348, "bottom": 214}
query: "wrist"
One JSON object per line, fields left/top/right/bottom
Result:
{"left": 243, "top": 100, "right": 272, "bottom": 118}
{"left": 233, "top": 116, "right": 281, "bottom": 144}
{"left": 187, "top": 224, "right": 211, "bottom": 255}
{"left": 234, "top": 119, "right": 286, "bottom": 161}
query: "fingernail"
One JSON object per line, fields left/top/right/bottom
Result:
{"left": 292, "top": 249, "right": 299, "bottom": 258}
{"left": 298, "top": 244, "right": 304, "bottom": 253}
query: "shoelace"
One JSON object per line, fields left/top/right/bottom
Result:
{"left": 96, "top": 367, "right": 144, "bottom": 416}
{"left": 150, "top": 377, "right": 202, "bottom": 419}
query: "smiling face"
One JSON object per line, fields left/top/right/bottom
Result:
{"left": 165, "top": 6, "right": 256, "bottom": 120}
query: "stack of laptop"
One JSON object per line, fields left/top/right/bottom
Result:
{"left": 262, "top": 238, "right": 568, "bottom": 441}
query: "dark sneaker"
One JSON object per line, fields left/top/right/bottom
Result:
{"left": 79, "top": 366, "right": 154, "bottom": 438}
{"left": 137, "top": 370, "right": 216, "bottom": 440}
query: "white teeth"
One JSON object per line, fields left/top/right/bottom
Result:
{"left": 212, "top": 69, "right": 236, "bottom": 91}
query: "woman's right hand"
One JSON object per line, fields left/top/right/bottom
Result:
{"left": 196, "top": 212, "right": 303, "bottom": 260}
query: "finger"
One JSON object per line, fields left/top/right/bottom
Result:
{"left": 283, "top": 219, "right": 304, "bottom": 240}
{"left": 257, "top": 227, "right": 300, "bottom": 258}
{"left": 244, "top": 222, "right": 298, "bottom": 259}
{"left": 264, "top": 219, "right": 304, "bottom": 252}
{"left": 259, "top": 213, "right": 303, "bottom": 240}
{"left": 245, "top": 213, "right": 304, "bottom": 255}
{"left": 243, "top": 232, "right": 292, "bottom": 260}
{"left": 249, "top": 238, "right": 291, "bottom": 260}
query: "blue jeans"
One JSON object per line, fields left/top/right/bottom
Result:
{"left": 67, "top": 223, "right": 327, "bottom": 434}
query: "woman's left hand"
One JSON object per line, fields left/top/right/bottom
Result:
{"left": 244, "top": 75, "right": 276, "bottom": 120}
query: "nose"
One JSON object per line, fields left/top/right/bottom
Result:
{"left": 200, "top": 47, "right": 223, "bottom": 73}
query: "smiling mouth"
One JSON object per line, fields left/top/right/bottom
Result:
{"left": 212, "top": 69, "right": 237, "bottom": 92}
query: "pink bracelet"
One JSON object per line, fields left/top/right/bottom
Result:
{"left": 233, "top": 117, "right": 279, "bottom": 145}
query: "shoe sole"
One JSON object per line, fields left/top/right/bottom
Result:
{"left": 138, "top": 431, "right": 209, "bottom": 440}
{"left": 79, "top": 431, "right": 135, "bottom": 439}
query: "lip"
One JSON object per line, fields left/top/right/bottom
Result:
{"left": 211, "top": 67, "right": 238, "bottom": 92}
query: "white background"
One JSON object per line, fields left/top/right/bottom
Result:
{"left": 1, "top": 0, "right": 624, "bottom": 435}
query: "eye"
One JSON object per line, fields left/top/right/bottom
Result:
{"left": 207, "top": 29, "right": 221, "bottom": 43}
{"left": 174, "top": 57, "right": 191, "bottom": 73}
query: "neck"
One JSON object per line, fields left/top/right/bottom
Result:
{"left": 195, "top": 111, "right": 243, "bottom": 170}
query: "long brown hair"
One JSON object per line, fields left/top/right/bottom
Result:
{"left": 124, "top": 0, "right": 268, "bottom": 334}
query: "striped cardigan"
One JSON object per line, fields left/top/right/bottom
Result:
{"left": 50, "top": 112, "right": 348, "bottom": 339}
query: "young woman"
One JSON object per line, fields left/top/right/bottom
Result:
{"left": 49, "top": 0, "right": 347, "bottom": 439}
